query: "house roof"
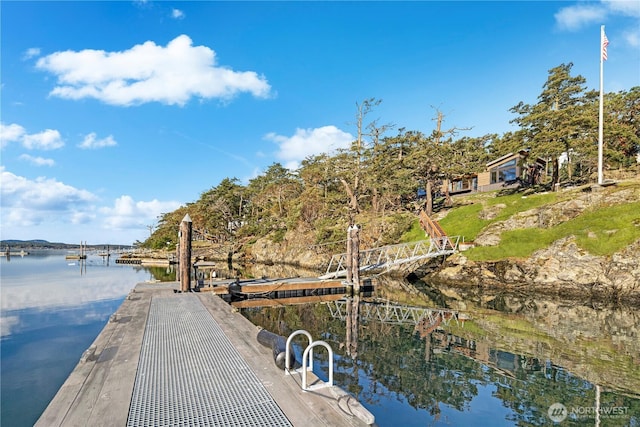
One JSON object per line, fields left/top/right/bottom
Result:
{"left": 485, "top": 149, "right": 543, "bottom": 168}
{"left": 486, "top": 152, "right": 518, "bottom": 167}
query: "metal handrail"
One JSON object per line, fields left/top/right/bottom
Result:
{"left": 301, "top": 341, "right": 334, "bottom": 391}
{"left": 321, "top": 237, "right": 460, "bottom": 279}
{"left": 285, "top": 330, "right": 314, "bottom": 374}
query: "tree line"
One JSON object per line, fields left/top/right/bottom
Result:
{"left": 142, "top": 63, "right": 639, "bottom": 250}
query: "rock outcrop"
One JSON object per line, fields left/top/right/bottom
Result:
{"left": 432, "top": 237, "right": 640, "bottom": 304}
{"left": 429, "top": 183, "right": 640, "bottom": 305}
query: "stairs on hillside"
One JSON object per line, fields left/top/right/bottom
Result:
{"left": 418, "top": 210, "right": 455, "bottom": 251}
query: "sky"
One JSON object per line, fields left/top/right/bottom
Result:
{"left": 1, "top": 1, "right": 639, "bottom": 246}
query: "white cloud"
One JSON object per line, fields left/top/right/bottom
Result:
{"left": 556, "top": 0, "right": 640, "bottom": 30}
{"left": 36, "top": 34, "right": 272, "bottom": 106}
{"left": 1, "top": 123, "right": 65, "bottom": 150}
{"left": 602, "top": 0, "right": 640, "bottom": 17}
{"left": 0, "top": 315, "right": 20, "bottom": 338}
{"left": 0, "top": 168, "right": 182, "bottom": 244}
{"left": 19, "top": 154, "right": 55, "bottom": 166}
{"left": 0, "top": 123, "right": 26, "bottom": 148}
{"left": 22, "top": 129, "right": 65, "bottom": 150}
{"left": 172, "top": 8, "right": 185, "bottom": 19}
{"left": 22, "top": 47, "right": 41, "bottom": 60}
{"left": 78, "top": 132, "right": 117, "bottom": 149}
{"left": 0, "top": 168, "right": 97, "bottom": 228}
{"left": 555, "top": 4, "right": 605, "bottom": 30}
{"left": 265, "top": 125, "right": 354, "bottom": 170}
{"left": 99, "top": 195, "right": 182, "bottom": 230}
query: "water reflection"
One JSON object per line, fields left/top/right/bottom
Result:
{"left": 0, "top": 251, "right": 171, "bottom": 427}
{"left": 239, "top": 272, "right": 640, "bottom": 427}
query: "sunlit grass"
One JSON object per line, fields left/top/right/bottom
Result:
{"left": 438, "top": 203, "right": 488, "bottom": 241}
{"left": 466, "top": 201, "right": 640, "bottom": 260}
{"left": 438, "top": 191, "right": 559, "bottom": 242}
{"left": 401, "top": 219, "right": 428, "bottom": 241}
{"left": 403, "top": 181, "right": 639, "bottom": 260}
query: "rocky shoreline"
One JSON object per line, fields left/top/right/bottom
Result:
{"left": 144, "top": 180, "right": 640, "bottom": 306}
{"left": 187, "top": 232, "right": 639, "bottom": 306}
{"left": 425, "top": 182, "right": 640, "bottom": 306}
{"left": 423, "top": 236, "right": 640, "bottom": 306}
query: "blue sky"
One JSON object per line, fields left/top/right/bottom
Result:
{"left": 1, "top": 1, "right": 639, "bottom": 245}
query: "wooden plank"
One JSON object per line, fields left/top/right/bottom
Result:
{"left": 239, "top": 279, "right": 344, "bottom": 294}
{"left": 198, "top": 285, "right": 229, "bottom": 295}
{"left": 35, "top": 289, "right": 158, "bottom": 427}
{"left": 197, "top": 293, "right": 373, "bottom": 426}
{"left": 231, "top": 293, "right": 345, "bottom": 308}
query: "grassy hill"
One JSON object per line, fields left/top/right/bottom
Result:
{"left": 403, "top": 177, "right": 640, "bottom": 261}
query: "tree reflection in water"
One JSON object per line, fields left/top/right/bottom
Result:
{"left": 238, "top": 267, "right": 640, "bottom": 426}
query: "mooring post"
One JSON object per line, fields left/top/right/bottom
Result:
{"left": 179, "top": 214, "right": 192, "bottom": 292}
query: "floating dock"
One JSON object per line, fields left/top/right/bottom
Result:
{"left": 115, "top": 257, "right": 173, "bottom": 266}
{"left": 36, "top": 282, "right": 374, "bottom": 427}
{"left": 198, "top": 276, "right": 374, "bottom": 301}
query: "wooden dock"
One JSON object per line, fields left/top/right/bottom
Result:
{"left": 36, "top": 282, "right": 374, "bottom": 427}
{"left": 196, "top": 276, "right": 374, "bottom": 301}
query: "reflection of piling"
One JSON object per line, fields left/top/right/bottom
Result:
{"left": 346, "top": 295, "right": 360, "bottom": 358}
{"left": 179, "top": 214, "right": 192, "bottom": 293}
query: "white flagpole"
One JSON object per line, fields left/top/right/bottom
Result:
{"left": 598, "top": 25, "right": 606, "bottom": 185}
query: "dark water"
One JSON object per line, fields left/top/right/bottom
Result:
{"left": 238, "top": 266, "right": 640, "bottom": 427}
{"left": 0, "top": 251, "right": 172, "bottom": 427}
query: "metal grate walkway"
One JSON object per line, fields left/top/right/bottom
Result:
{"left": 127, "top": 294, "right": 292, "bottom": 427}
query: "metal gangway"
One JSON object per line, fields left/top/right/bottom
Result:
{"left": 319, "top": 236, "right": 460, "bottom": 279}
{"left": 326, "top": 300, "right": 467, "bottom": 327}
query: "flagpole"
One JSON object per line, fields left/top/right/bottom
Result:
{"left": 598, "top": 25, "right": 606, "bottom": 185}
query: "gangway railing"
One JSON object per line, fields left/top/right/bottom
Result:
{"left": 326, "top": 300, "right": 467, "bottom": 327}
{"left": 320, "top": 236, "right": 460, "bottom": 279}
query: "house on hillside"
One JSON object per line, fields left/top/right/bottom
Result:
{"left": 443, "top": 150, "right": 547, "bottom": 195}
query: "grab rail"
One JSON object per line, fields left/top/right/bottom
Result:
{"left": 285, "top": 330, "right": 314, "bottom": 374}
{"left": 302, "top": 341, "right": 334, "bottom": 391}
{"left": 284, "top": 330, "right": 335, "bottom": 391}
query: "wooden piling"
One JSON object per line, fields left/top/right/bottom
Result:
{"left": 179, "top": 214, "right": 192, "bottom": 292}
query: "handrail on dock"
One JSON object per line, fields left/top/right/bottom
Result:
{"left": 285, "top": 330, "right": 314, "bottom": 374}
{"left": 302, "top": 341, "right": 334, "bottom": 392}
{"left": 283, "top": 330, "right": 334, "bottom": 392}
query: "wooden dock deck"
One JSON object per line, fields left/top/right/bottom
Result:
{"left": 36, "top": 282, "right": 374, "bottom": 427}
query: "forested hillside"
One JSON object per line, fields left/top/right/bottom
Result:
{"left": 142, "top": 63, "right": 639, "bottom": 255}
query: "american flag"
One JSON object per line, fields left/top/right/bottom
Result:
{"left": 602, "top": 31, "right": 609, "bottom": 61}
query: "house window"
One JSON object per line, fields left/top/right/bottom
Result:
{"left": 490, "top": 159, "right": 517, "bottom": 184}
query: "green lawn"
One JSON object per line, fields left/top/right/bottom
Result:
{"left": 465, "top": 200, "right": 640, "bottom": 260}
{"left": 404, "top": 183, "right": 640, "bottom": 261}
{"left": 438, "top": 191, "right": 559, "bottom": 242}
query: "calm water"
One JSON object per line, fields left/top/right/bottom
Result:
{"left": 238, "top": 266, "right": 640, "bottom": 427}
{"left": 0, "top": 251, "right": 169, "bottom": 427}
{"left": 2, "top": 255, "right": 638, "bottom": 426}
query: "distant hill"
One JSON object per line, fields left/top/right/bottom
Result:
{"left": 1, "top": 240, "right": 134, "bottom": 250}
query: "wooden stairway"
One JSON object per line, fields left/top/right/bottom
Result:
{"left": 418, "top": 210, "right": 454, "bottom": 251}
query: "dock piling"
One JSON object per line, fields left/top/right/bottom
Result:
{"left": 179, "top": 214, "right": 192, "bottom": 292}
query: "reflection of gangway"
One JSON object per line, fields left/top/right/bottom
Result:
{"left": 319, "top": 236, "right": 460, "bottom": 279}
{"left": 326, "top": 300, "right": 468, "bottom": 327}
